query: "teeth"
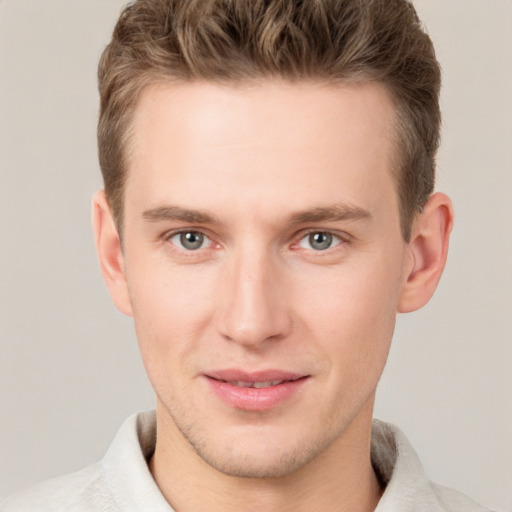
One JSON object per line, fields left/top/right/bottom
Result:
{"left": 253, "top": 380, "right": 282, "bottom": 388}
{"left": 229, "top": 380, "right": 284, "bottom": 388}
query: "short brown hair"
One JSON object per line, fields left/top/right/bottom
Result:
{"left": 98, "top": 0, "right": 441, "bottom": 241}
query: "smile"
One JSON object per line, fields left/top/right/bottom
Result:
{"left": 204, "top": 371, "right": 309, "bottom": 411}
{"left": 225, "top": 380, "right": 287, "bottom": 388}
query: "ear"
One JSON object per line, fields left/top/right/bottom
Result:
{"left": 92, "top": 190, "right": 133, "bottom": 316}
{"left": 398, "top": 192, "right": 454, "bottom": 313}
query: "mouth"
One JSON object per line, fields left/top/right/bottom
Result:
{"left": 204, "top": 370, "right": 309, "bottom": 411}
{"left": 218, "top": 379, "right": 294, "bottom": 389}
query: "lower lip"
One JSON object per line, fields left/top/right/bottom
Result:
{"left": 205, "top": 377, "right": 308, "bottom": 412}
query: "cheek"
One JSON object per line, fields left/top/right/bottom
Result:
{"left": 296, "top": 259, "right": 402, "bottom": 368}
{"left": 126, "top": 259, "right": 218, "bottom": 372}
{"left": 300, "top": 261, "right": 399, "bottom": 324}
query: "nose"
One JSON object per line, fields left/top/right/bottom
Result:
{"left": 216, "top": 246, "right": 292, "bottom": 349}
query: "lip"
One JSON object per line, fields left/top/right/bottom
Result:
{"left": 204, "top": 369, "right": 309, "bottom": 412}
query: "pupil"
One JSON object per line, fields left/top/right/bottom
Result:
{"left": 310, "top": 232, "right": 332, "bottom": 250}
{"left": 181, "top": 232, "right": 203, "bottom": 250}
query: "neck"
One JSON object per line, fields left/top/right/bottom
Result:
{"left": 150, "top": 399, "right": 383, "bottom": 512}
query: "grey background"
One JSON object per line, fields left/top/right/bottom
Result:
{"left": 1, "top": 1, "right": 511, "bottom": 510}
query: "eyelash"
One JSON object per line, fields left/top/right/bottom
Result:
{"left": 294, "top": 230, "right": 346, "bottom": 252}
{"left": 164, "top": 228, "right": 348, "bottom": 254}
{"left": 166, "top": 230, "right": 216, "bottom": 251}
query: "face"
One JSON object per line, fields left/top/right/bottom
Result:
{"left": 116, "top": 80, "right": 412, "bottom": 478}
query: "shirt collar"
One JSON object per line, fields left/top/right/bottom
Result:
{"left": 372, "top": 419, "right": 447, "bottom": 511}
{"left": 102, "top": 411, "right": 447, "bottom": 512}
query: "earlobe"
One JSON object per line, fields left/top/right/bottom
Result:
{"left": 398, "top": 192, "right": 454, "bottom": 313}
{"left": 92, "top": 190, "right": 133, "bottom": 316}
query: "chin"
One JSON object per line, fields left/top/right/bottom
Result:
{"left": 178, "top": 421, "right": 340, "bottom": 479}
{"left": 195, "top": 443, "right": 322, "bottom": 479}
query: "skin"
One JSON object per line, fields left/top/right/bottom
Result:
{"left": 93, "top": 80, "right": 453, "bottom": 512}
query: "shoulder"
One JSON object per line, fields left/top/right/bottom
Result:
{"left": 0, "top": 462, "right": 118, "bottom": 512}
{"left": 431, "top": 483, "right": 494, "bottom": 512}
{"left": 0, "top": 412, "right": 157, "bottom": 512}
{"left": 371, "top": 419, "right": 493, "bottom": 512}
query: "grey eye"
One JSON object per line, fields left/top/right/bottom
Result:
{"left": 308, "top": 232, "right": 333, "bottom": 250}
{"left": 171, "top": 231, "right": 206, "bottom": 250}
{"left": 298, "top": 232, "right": 340, "bottom": 251}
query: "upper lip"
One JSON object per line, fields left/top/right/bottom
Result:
{"left": 205, "top": 369, "right": 307, "bottom": 383}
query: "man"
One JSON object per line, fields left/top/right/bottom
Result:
{"left": 1, "top": 0, "right": 492, "bottom": 510}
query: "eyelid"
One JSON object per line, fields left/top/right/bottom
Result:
{"left": 294, "top": 228, "right": 349, "bottom": 244}
{"left": 161, "top": 227, "right": 350, "bottom": 252}
{"left": 164, "top": 228, "right": 217, "bottom": 249}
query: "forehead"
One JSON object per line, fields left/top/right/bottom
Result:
{"left": 126, "top": 79, "right": 399, "bottom": 224}
{"left": 131, "top": 79, "right": 396, "bottom": 153}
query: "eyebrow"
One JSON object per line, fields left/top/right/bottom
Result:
{"left": 142, "top": 203, "right": 371, "bottom": 226}
{"left": 287, "top": 205, "right": 372, "bottom": 225}
{"left": 142, "top": 206, "right": 217, "bottom": 224}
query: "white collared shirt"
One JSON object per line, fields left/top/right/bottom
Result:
{"left": 1, "top": 411, "right": 492, "bottom": 511}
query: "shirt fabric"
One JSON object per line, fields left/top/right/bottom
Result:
{"left": 1, "top": 411, "right": 491, "bottom": 511}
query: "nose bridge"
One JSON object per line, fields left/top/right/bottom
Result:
{"left": 217, "top": 241, "right": 291, "bottom": 347}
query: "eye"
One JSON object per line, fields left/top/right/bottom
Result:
{"left": 169, "top": 231, "right": 211, "bottom": 251}
{"left": 298, "top": 231, "right": 342, "bottom": 251}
